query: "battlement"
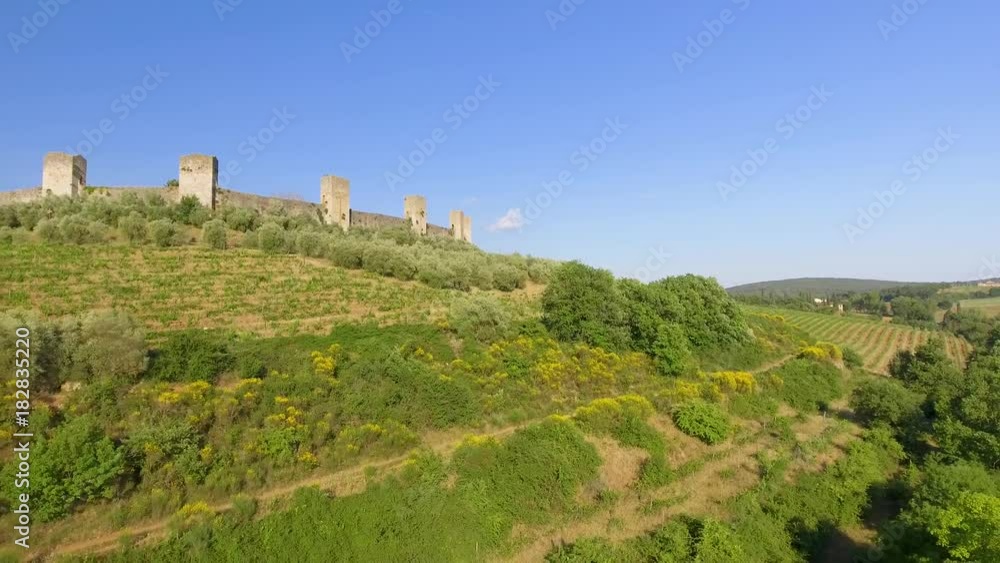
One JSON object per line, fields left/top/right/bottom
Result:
{"left": 5, "top": 153, "right": 472, "bottom": 243}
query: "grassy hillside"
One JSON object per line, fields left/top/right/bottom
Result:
{"left": 768, "top": 308, "right": 972, "bottom": 372}
{"left": 728, "top": 277, "right": 917, "bottom": 297}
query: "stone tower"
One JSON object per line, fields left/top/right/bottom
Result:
{"left": 42, "top": 152, "right": 87, "bottom": 197}
{"left": 462, "top": 214, "right": 472, "bottom": 243}
{"left": 449, "top": 210, "right": 465, "bottom": 241}
{"left": 179, "top": 154, "right": 218, "bottom": 209}
{"left": 404, "top": 195, "right": 427, "bottom": 235}
{"left": 321, "top": 175, "right": 351, "bottom": 231}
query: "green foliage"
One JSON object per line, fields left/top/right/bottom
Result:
{"left": 841, "top": 345, "right": 864, "bottom": 369}
{"left": 148, "top": 330, "right": 234, "bottom": 382}
{"left": 27, "top": 415, "right": 128, "bottom": 521}
{"left": 447, "top": 293, "right": 513, "bottom": 344}
{"left": 768, "top": 359, "right": 844, "bottom": 413}
{"left": 201, "top": 219, "right": 227, "bottom": 250}
{"left": 256, "top": 222, "right": 289, "bottom": 254}
{"left": 651, "top": 322, "right": 694, "bottom": 377}
{"left": 149, "top": 219, "right": 180, "bottom": 247}
{"left": 850, "top": 376, "right": 924, "bottom": 429}
{"left": 572, "top": 396, "right": 672, "bottom": 488}
{"left": 672, "top": 400, "right": 731, "bottom": 445}
{"left": 925, "top": 492, "right": 1000, "bottom": 561}
{"left": 891, "top": 296, "right": 934, "bottom": 322}
{"left": 118, "top": 212, "right": 148, "bottom": 244}
{"left": 453, "top": 417, "right": 601, "bottom": 528}
{"left": 173, "top": 196, "right": 206, "bottom": 226}
{"left": 74, "top": 310, "right": 148, "bottom": 382}
{"left": 542, "top": 262, "right": 630, "bottom": 351}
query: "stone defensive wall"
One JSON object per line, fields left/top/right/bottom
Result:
{"left": 0, "top": 152, "right": 472, "bottom": 243}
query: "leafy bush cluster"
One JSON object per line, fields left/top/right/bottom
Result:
{"left": 766, "top": 358, "right": 844, "bottom": 413}
{"left": 0, "top": 310, "right": 148, "bottom": 391}
{"left": 848, "top": 338, "right": 1000, "bottom": 562}
{"left": 541, "top": 262, "right": 751, "bottom": 375}
{"left": 671, "top": 399, "right": 732, "bottom": 445}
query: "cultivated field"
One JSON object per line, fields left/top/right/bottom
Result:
{"left": 960, "top": 296, "right": 1000, "bottom": 317}
{"left": 0, "top": 245, "right": 461, "bottom": 335}
{"left": 774, "top": 309, "right": 972, "bottom": 373}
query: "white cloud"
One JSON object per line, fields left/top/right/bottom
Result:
{"left": 489, "top": 208, "right": 525, "bottom": 232}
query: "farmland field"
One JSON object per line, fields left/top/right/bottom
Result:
{"left": 959, "top": 296, "right": 1000, "bottom": 317}
{"left": 769, "top": 309, "right": 972, "bottom": 373}
{"left": 0, "top": 244, "right": 466, "bottom": 336}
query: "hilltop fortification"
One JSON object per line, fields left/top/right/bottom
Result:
{"left": 0, "top": 152, "right": 472, "bottom": 243}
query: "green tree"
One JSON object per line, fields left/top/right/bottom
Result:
{"left": 927, "top": 492, "right": 1000, "bottom": 561}
{"left": 541, "top": 262, "right": 629, "bottom": 351}
{"left": 651, "top": 322, "right": 694, "bottom": 376}
{"left": 201, "top": 219, "right": 228, "bottom": 250}
{"left": 32, "top": 415, "right": 128, "bottom": 521}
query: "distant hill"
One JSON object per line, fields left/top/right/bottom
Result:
{"left": 727, "top": 277, "right": 915, "bottom": 297}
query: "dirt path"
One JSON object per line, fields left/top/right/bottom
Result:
{"left": 751, "top": 353, "right": 797, "bottom": 374}
{"left": 41, "top": 422, "right": 528, "bottom": 561}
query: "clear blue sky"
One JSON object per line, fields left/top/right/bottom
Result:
{"left": 2, "top": 0, "right": 998, "bottom": 286}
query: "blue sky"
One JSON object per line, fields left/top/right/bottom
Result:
{"left": 2, "top": 0, "right": 998, "bottom": 286}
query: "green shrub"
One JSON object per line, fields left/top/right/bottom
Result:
{"left": 149, "top": 219, "right": 179, "bottom": 248}
{"left": 201, "top": 219, "right": 227, "bottom": 250}
{"left": 256, "top": 222, "right": 287, "bottom": 254}
{"left": 119, "top": 212, "right": 148, "bottom": 244}
{"left": 223, "top": 207, "right": 259, "bottom": 232}
{"left": 173, "top": 196, "right": 204, "bottom": 226}
{"left": 842, "top": 346, "right": 864, "bottom": 369}
{"left": 447, "top": 294, "right": 513, "bottom": 343}
{"left": 672, "top": 400, "right": 731, "bottom": 445}
{"left": 148, "top": 330, "right": 234, "bottom": 382}
{"left": 30, "top": 415, "right": 128, "bottom": 522}
{"left": 327, "top": 239, "right": 364, "bottom": 269}
{"left": 542, "top": 262, "right": 630, "bottom": 351}
{"left": 849, "top": 377, "right": 925, "bottom": 428}
{"left": 491, "top": 263, "right": 527, "bottom": 292}
{"left": 768, "top": 359, "right": 844, "bottom": 413}
{"left": 651, "top": 322, "right": 694, "bottom": 377}
{"left": 295, "top": 230, "right": 325, "bottom": 257}
{"left": 35, "top": 218, "right": 61, "bottom": 242}
{"left": 74, "top": 310, "right": 148, "bottom": 382}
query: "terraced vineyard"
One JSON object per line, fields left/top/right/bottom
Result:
{"left": 0, "top": 245, "right": 461, "bottom": 336}
{"left": 773, "top": 309, "right": 972, "bottom": 373}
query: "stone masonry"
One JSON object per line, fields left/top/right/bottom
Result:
{"left": 462, "top": 214, "right": 472, "bottom": 243}
{"left": 320, "top": 175, "right": 351, "bottom": 231}
{"left": 403, "top": 195, "right": 428, "bottom": 235}
{"left": 42, "top": 152, "right": 87, "bottom": 197}
{"left": 179, "top": 154, "right": 218, "bottom": 209}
